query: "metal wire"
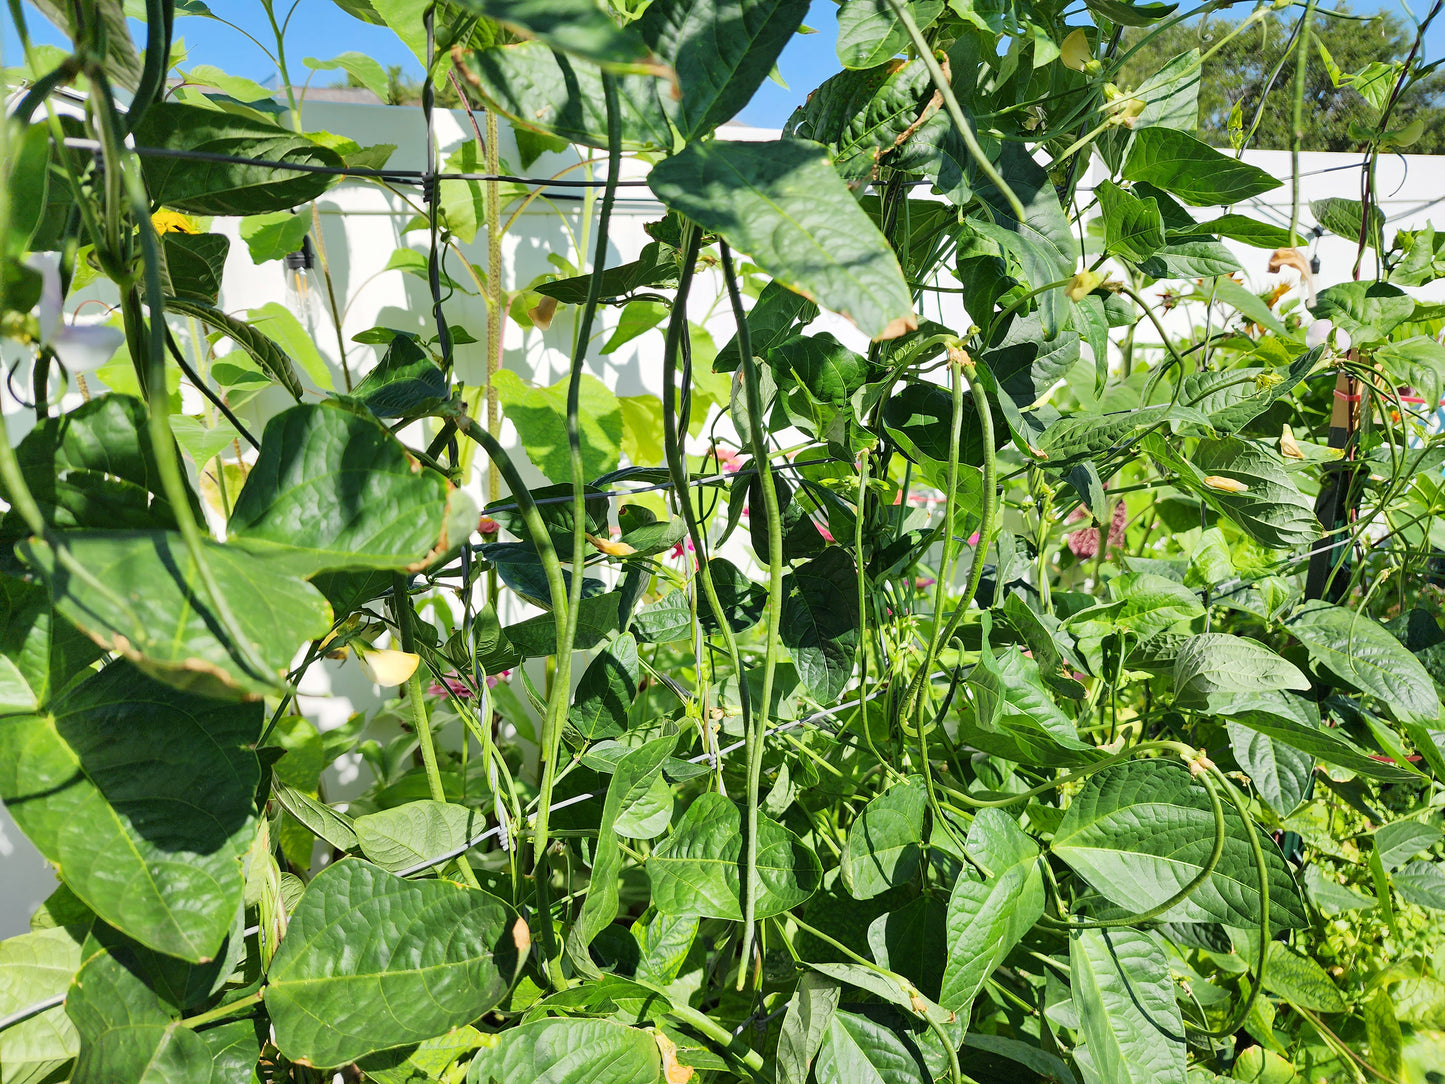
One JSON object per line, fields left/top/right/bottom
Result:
{"left": 476, "top": 456, "right": 841, "bottom": 516}
{"left": 59, "top": 135, "right": 654, "bottom": 187}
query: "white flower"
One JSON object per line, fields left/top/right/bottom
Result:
{"left": 28, "top": 253, "right": 124, "bottom": 373}
{"left": 1305, "top": 319, "right": 1351, "bottom": 353}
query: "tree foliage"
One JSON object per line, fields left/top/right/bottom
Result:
{"left": 1120, "top": 3, "right": 1445, "bottom": 151}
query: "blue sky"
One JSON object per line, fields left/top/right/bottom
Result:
{"left": 8, "top": 0, "right": 1441, "bottom": 130}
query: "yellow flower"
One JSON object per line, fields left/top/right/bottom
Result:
{"left": 1279, "top": 426, "right": 1305, "bottom": 460}
{"left": 152, "top": 210, "right": 199, "bottom": 234}
{"left": 1202, "top": 475, "right": 1249, "bottom": 493}
{"left": 1061, "top": 29, "right": 1093, "bottom": 72}
{"left": 588, "top": 533, "right": 636, "bottom": 557}
{"left": 356, "top": 646, "right": 421, "bottom": 686}
{"left": 1065, "top": 269, "right": 1106, "bottom": 303}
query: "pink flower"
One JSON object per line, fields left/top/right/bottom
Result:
{"left": 714, "top": 447, "right": 743, "bottom": 473}
{"left": 1064, "top": 501, "right": 1127, "bottom": 559}
{"left": 486, "top": 670, "right": 511, "bottom": 688}
{"left": 817, "top": 524, "right": 834, "bottom": 543}
{"left": 428, "top": 673, "right": 474, "bottom": 699}
{"left": 915, "top": 577, "right": 936, "bottom": 590}
{"left": 478, "top": 517, "right": 500, "bottom": 536}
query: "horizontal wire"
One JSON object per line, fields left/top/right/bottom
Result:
{"left": 0, "top": 994, "right": 65, "bottom": 1033}
{"left": 477, "top": 456, "right": 841, "bottom": 516}
{"left": 58, "top": 135, "right": 654, "bottom": 187}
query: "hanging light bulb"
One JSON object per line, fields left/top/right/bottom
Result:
{"left": 283, "top": 233, "right": 320, "bottom": 326}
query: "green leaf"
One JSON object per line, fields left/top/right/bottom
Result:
{"left": 868, "top": 895, "right": 947, "bottom": 1002}
{"left": 161, "top": 231, "right": 230, "bottom": 305}
{"left": 461, "top": 43, "right": 672, "bottom": 149}
{"left": 1228, "top": 722, "right": 1312, "bottom": 816}
{"left": 699, "top": 556, "right": 768, "bottom": 635}
{"left": 649, "top": 139, "right": 916, "bottom": 341}
{"left": 21, "top": 531, "right": 332, "bottom": 699}
{"left": 842, "top": 777, "right": 926, "bottom": 899}
{"left": 1374, "top": 821, "right": 1442, "bottom": 871}
{"left": 1310, "top": 197, "right": 1384, "bottom": 247}
{"left": 1209, "top": 690, "right": 1416, "bottom": 782}
{"left": 228, "top": 402, "right": 461, "bottom": 575}
{"left": 266, "top": 859, "right": 526, "bottom": 1066}
{"left": 1097, "top": 180, "right": 1165, "bottom": 262}
{"left": 1309, "top": 282, "right": 1415, "bottom": 344}
{"left": 65, "top": 941, "right": 213, "bottom": 1083}
{"left": 1288, "top": 601, "right": 1441, "bottom": 723}
{"left": 1070, "top": 927, "right": 1187, "bottom": 1084}
{"left": 602, "top": 300, "right": 670, "bottom": 353}
{"left": 1085, "top": 0, "right": 1177, "bottom": 25}
{"left": 1199, "top": 213, "right": 1296, "bottom": 249}
{"left": 504, "top": 591, "right": 624, "bottom": 656}
{"left": 467, "top": 1018, "right": 665, "bottom": 1084}
{"left": 962, "top": 1034, "right": 1080, "bottom": 1084}
{"left": 777, "top": 972, "right": 841, "bottom": 1084}
{"left": 0, "top": 925, "right": 88, "bottom": 1075}
{"left": 1147, "top": 435, "right": 1320, "bottom": 549}
{"left": 0, "top": 394, "right": 203, "bottom": 538}
{"left": 163, "top": 296, "right": 306, "bottom": 399}
{"left": 131, "top": 102, "right": 343, "bottom": 215}
{"left": 237, "top": 209, "right": 312, "bottom": 264}
{"left": 30, "top": 0, "right": 141, "bottom": 88}
{"left": 963, "top": 634, "right": 1101, "bottom": 767}
{"left": 1122, "top": 127, "right": 1281, "bottom": 206}
{"left": 716, "top": 278, "right": 820, "bottom": 373}
{"left": 642, "top": 0, "right": 811, "bottom": 138}
{"left": 569, "top": 633, "right": 641, "bottom": 740}
{"left": 0, "top": 662, "right": 259, "bottom": 961}
{"left": 1393, "top": 860, "right": 1445, "bottom": 910}
{"left": 1174, "top": 634, "right": 1311, "bottom": 709}
{"left": 773, "top": 333, "right": 870, "bottom": 406}
{"left": 1053, "top": 759, "right": 1307, "bottom": 931}
{"left": 1181, "top": 351, "right": 1319, "bottom": 435}
{"left": 1139, "top": 237, "right": 1242, "bottom": 278}
{"left": 784, "top": 58, "right": 935, "bottom": 180}
{"left": 1263, "top": 941, "right": 1347, "bottom": 1012}
{"left": 350, "top": 333, "right": 449, "bottom": 420}
{"left": 974, "top": 145, "right": 1077, "bottom": 338}
{"left": 939, "top": 808, "right": 1045, "bottom": 1014}
{"left": 272, "top": 778, "right": 359, "bottom": 851}
{"left": 455, "top": 0, "right": 652, "bottom": 68}
{"left": 567, "top": 733, "right": 677, "bottom": 976}
{"left": 303, "top": 51, "right": 391, "bottom": 99}
{"left": 813, "top": 1009, "right": 933, "bottom": 1084}
{"left": 648, "top": 791, "right": 821, "bottom": 919}
{"left": 1364, "top": 989, "right": 1405, "bottom": 1084}
{"left": 494, "top": 369, "right": 624, "bottom": 483}
{"left": 1036, "top": 406, "right": 1172, "bottom": 468}
{"left": 780, "top": 548, "right": 861, "bottom": 702}
{"left": 631, "top": 591, "right": 694, "bottom": 644}
{"left": 353, "top": 801, "right": 485, "bottom": 872}
{"left": 835, "top": 0, "right": 943, "bottom": 69}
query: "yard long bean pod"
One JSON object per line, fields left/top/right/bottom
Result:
{"left": 720, "top": 241, "right": 784, "bottom": 989}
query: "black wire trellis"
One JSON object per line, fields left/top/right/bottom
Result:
{"left": 60, "top": 135, "right": 655, "bottom": 189}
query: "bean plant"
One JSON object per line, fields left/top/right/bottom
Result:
{"left": 3, "top": 0, "right": 1445, "bottom": 1081}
